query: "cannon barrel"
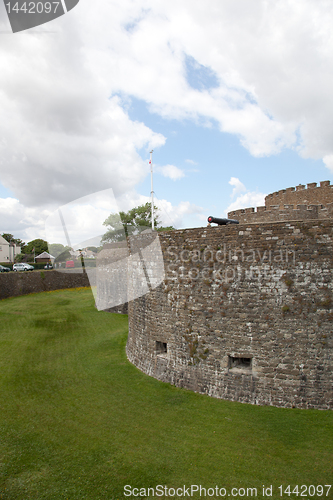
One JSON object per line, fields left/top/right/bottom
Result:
{"left": 207, "top": 216, "right": 239, "bottom": 225}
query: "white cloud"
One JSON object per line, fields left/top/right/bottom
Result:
{"left": 0, "top": 197, "right": 51, "bottom": 242}
{"left": 117, "top": 192, "right": 203, "bottom": 229}
{"left": 0, "top": 7, "right": 165, "bottom": 208}
{"left": 80, "top": 0, "right": 332, "bottom": 160}
{"left": 0, "top": 188, "right": 203, "bottom": 243}
{"left": 224, "top": 178, "right": 266, "bottom": 216}
{"left": 225, "top": 192, "right": 266, "bottom": 216}
{"left": 185, "top": 159, "right": 198, "bottom": 165}
{"left": 156, "top": 164, "right": 185, "bottom": 180}
{"left": 229, "top": 177, "right": 246, "bottom": 198}
{"left": 323, "top": 155, "right": 333, "bottom": 173}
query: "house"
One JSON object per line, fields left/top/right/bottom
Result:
{"left": 0, "top": 235, "right": 21, "bottom": 262}
{"left": 69, "top": 249, "right": 96, "bottom": 259}
{"left": 35, "top": 251, "right": 55, "bottom": 263}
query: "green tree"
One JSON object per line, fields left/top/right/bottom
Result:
{"left": 14, "top": 253, "right": 25, "bottom": 263}
{"left": 23, "top": 239, "right": 48, "bottom": 256}
{"left": 101, "top": 203, "right": 175, "bottom": 243}
{"left": 1, "top": 233, "right": 25, "bottom": 247}
{"left": 54, "top": 248, "right": 72, "bottom": 263}
{"left": 86, "top": 246, "right": 98, "bottom": 253}
{"left": 48, "top": 243, "right": 71, "bottom": 258}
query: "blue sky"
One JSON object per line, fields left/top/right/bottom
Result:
{"left": 0, "top": 0, "right": 332, "bottom": 242}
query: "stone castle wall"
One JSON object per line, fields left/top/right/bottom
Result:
{"left": 126, "top": 221, "right": 333, "bottom": 409}
{"left": 265, "top": 180, "right": 333, "bottom": 208}
{"left": 228, "top": 181, "right": 333, "bottom": 224}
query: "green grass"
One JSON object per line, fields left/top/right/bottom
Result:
{"left": 0, "top": 289, "right": 332, "bottom": 500}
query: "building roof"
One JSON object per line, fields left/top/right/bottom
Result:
{"left": 35, "top": 251, "right": 55, "bottom": 259}
{"left": 0, "top": 236, "right": 21, "bottom": 247}
{"left": 0, "top": 235, "right": 9, "bottom": 245}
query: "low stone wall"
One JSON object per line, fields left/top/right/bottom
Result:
{"left": 0, "top": 270, "right": 90, "bottom": 300}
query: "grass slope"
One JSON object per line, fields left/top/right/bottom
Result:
{"left": 0, "top": 289, "right": 332, "bottom": 500}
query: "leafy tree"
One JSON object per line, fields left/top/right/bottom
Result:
{"left": 101, "top": 203, "right": 175, "bottom": 243}
{"left": 48, "top": 243, "right": 71, "bottom": 258}
{"left": 14, "top": 253, "right": 25, "bottom": 263}
{"left": 54, "top": 249, "right": 72, "bottom": 263}
{"left": 156, "top": 225, "right": 175, "bottom": 232}
{"left": 23, "top": 239, "right": 48, "bottom": 256}
{"left": 1, "top": 233, "right": 25, "bottom": 247}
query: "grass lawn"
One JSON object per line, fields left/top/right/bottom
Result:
{"left": 0, "top": 288, "right": 332, "bottom": 500}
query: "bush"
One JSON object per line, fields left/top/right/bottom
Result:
{"left": 0, "top": 262, "right": 13, "bottom": 270}
{"left": 14, "top": 253, "right": 27, "bottom": 263}
{"left": 32, "top": 263, "right": 50, "bottom": 270}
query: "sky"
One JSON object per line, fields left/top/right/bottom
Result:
{"left": 0, "top": 0, "right": 333, "bottom": 246}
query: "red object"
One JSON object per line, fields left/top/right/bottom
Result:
{"left": 66, "top": 260, "right": 75, "bottom": 268}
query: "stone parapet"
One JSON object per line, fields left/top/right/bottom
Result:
{"left": 264, "top": 180, "right": 333, "bottom": 210}
{"left": 228, "top": 203, "right": 333, "bottom": 224}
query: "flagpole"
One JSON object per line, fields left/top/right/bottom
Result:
{"left": 149, "top": 150, "right": 154, "bottom": 230}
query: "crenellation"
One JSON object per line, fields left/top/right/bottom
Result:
{"left": 228, "top": 181, "right": 333, "bottom": 223}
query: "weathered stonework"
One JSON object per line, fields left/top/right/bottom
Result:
{"left": 126, "top": 220, "right": 333, "bottom": 409}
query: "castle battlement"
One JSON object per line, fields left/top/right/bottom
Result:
{"left": 228, "top": 181, "right": 333, "bottom": 224}
{"left": 265, "top": 180, "right": 333, "bottom": 208}
{"left": 228, "top": 202, "right": 333, "bottom": 224}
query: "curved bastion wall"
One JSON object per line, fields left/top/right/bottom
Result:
{"left": 126, "top": 221, "right": 333, "bottom": 409}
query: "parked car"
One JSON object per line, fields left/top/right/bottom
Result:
{"left": 44, "top": 263, "right": 53, "bottom": 269}
{"left": 0, "top": 264, "right": 10, "bottom": 272}
{"left": 13, "top": 263, "right": 34, "bottom": 272}
{"left": 66, "top": 260, "right": 75, "bottom": 268}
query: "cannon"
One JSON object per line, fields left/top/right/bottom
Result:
{"left": 207, "top": 216, "right": 239, "bottom": 225}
